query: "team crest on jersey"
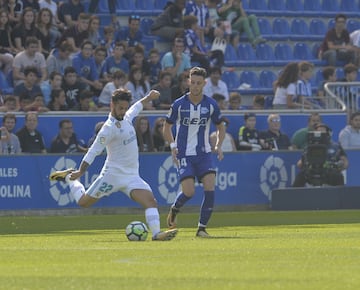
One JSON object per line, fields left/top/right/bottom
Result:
{"left": 99, "top": 137, "right": 106, "bottom": 144}
{"left": 201, "top": 107, "right": 209, "bottom": 114}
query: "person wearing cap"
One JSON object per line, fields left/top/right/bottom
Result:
{"left": 238, "top": 113, "right": 262, "bottom": 151}
{"left": 293, "top": 123, "right": 348, "bottom": 187}
{"left": 259, "top": 114, "right": 292, "bottom": 150}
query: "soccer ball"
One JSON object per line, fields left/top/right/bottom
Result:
{"left": 125, "top": 221, "right": 149, "bottom": 241}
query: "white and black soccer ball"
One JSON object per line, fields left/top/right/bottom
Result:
{"left": 125, "top": 221, "right": 149, "bottom": 241}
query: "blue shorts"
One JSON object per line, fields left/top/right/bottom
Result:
{"left": 177, "top": 153, "right": 216, "bottom": 182}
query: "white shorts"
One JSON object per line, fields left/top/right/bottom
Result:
{"left": 85, "top": 171, "right": 152, "bottom": 199}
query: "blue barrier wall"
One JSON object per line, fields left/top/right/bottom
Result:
{"left": 1, "top": 150, "right": 359, "bottom": 211}
{"left": 8, "top": 113, "right": 347, "bottom": 149}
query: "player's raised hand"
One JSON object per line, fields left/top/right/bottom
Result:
{"left": 147, "top": 90, "right": 160, "bottom": 101}
{"left": 214, "top": 145, "right": 224, "bottom": 161}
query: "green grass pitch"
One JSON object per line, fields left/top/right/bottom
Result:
{"left": 0, "top": 210, "right": 359, "bottom": 290}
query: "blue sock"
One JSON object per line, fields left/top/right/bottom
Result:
{"left": 174, "top": 192, "right": 191, "bottom": 209}
{"left": 199, "top": 191, "right": 214, "bottom": 227}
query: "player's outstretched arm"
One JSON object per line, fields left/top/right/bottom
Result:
{"left": 140, "top": 90, "right": 160, "bottom": 106}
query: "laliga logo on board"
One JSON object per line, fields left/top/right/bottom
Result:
{"left": 260, "top": 155, "right": 288, "bottom": 200}
{"left": 158, "top": 156, "right": 181, "bottom": 204}
{"left": 49, "top": 156, "right": 77, "bottom": 206}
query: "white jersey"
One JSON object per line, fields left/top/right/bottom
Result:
{"left": 83, "top": 101, "right": 142, "bottom": 176}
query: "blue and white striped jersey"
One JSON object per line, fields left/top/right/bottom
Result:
{"left": 166, "top": 93, "right": 223, "bottom": 157}
{"left": 184, "top": 1, "right": 209, "bottom": 29}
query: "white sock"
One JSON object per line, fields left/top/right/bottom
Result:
{"left": 66, "top": 175, "right": 85, "bottom": 203}
{"left": 145, "top": 207, "right": 160, "bottom": 237}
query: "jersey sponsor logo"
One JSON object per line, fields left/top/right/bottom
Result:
{"left": 182, "top": 117, "right": 207, "bottom": 126}
{"left": 259, "top": 155, "right": 288, "bottom": 200}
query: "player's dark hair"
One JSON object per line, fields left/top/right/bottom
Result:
{"left": 112, "top": 88, "right": 132, "bottom": 103}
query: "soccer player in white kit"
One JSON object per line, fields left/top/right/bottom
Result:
{"left": 50, "top": 88, "right": 177, "bottom": 241}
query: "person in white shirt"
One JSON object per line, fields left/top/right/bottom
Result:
{"left": 49, "top": 89, "right": 177, "bottom": 241}
{"left": 203, "top": 66, "right": 229, "bottom": 101}
{"left": 339, "top": 111, "right": 360, "bottom": 149}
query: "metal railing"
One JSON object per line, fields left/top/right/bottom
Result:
{"left": 324, "top": 81, "right": 360, "bottom": 113}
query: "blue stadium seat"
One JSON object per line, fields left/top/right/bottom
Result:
{"left": 264, "top": 95, "right": 274, "bottom": 109}
{"left": 116, "top": 1, "right": 136, "bottom": 13}
{"left": 312, "top": 43, "right": 321, "bottom": 58}
{"left": 237, "top": 43, "right": 257, "bottom": 66}
{"left": 224, "top": 44, "right": 239, "bottom": 66}
{"left": 328, "top": 19, "right": 335, "bottom": 29}
{"left": 239, "top": 71, "right": 260, "bottom": 88}
{"left": 248, "top": 0, "right": 267, "bottom": 10}
{"left": 259, "top": 70, "right": 277, "bottom": 88}
{"left": 272, "top": 18, "right": 290, "bottom": 40}
{"left": 98, "top": 1, "right": 109, "bottom": 13}
{"left": 136, "top": 0, "right": 155, "bottom": 15}
{"left": 340, "top": 0, "right": 357, "bottom": 11}
{"left": 315, "top": 69, "right": 324, "bottom": 86}
{"left": 336, "top": 68, "right": 344, "bottom": 80}
{"left": 290, "top": 19, "right": 310, "bottom": 41}
{"left": 293, "top": 42, "right": 312, "bottom": 60}
{"left": 0, "top": 71, "right": 14, "bottom": 95}
{"left": 304, "top": 0, "right": 321, "bottom": 11}
{"left": 274, "top": 43, "right": 293, "bottom": 63}
{"left": 309, "top": 19, "right": 327, "bottom": 35}
{"left": 322, "top": 0, "right": 340, "bottom": 11}
{"left": 286, "top": 0, "right": 304, "bottom": 10}
{"left": 257, "top": 18, "right": 272, "bottom": 36}
{"left": 347, "top": 20, "right": 360, "bottom": 33}
{"left": 154, "top": 0, "right": 168, "bottom": 9}
{"left": 256, "top": 43, "right": 275, "bottom": 66}
{"left": 221, "top": 71, "right": 241, "bottom": 90}
{"left": 268, "top": 0, "right": 286, "bottom": 11}
{"left": 140, "top": 18, "right": 154, "bottom": 36}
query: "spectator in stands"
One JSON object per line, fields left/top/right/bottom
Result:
{"left": 40, "top": 71, "right": 63, "bottom": 105}
{"left": 320, "top": 14, "right": 356, "bottom": 67}
{"left": 259, "top": 114, "right": 292, "bottom": 150}
{"left": 228, "top": 92, "right": 243, "bottom": 110}
{"left": 11, "top": 7, "right": 41, "bottom": 52}
{"left": 72, "top": 40, "right": 103, "bottom": 93}
{"left": 7, "top": 0, "right": 22, "bottom": 27}
{"left": 206, "top": 0, "right": 227, "bottom": 42}
{"left": 0, "top": 112, "right": 21, "bottom": 154}
{"left": 101, "top": 41, "right": 129, "bottom": 83}
{"left": 152, "top": 117, "right": 170, "bottom": 152}
{"left": 184, "top": 15, "right": 224, "bottom": 72}
{"left": 317, "top": 66, "right": 337, "bottom": 99}
{"left": 47, "top": 88, "right": 68, "bottom": 111}
{"left": 71, "top": 89, "right": 97, "bottom": 111}
{"left": 273, "top": 62, "right": 304, "bottom": 109}
{"left": 350, "top": 28, "right": 360, "bottom": 66}
{"left": 39, "top": 0, "right": 65, "bottom": 33}
{"left": 16, "top": 111, "right": 47, "bottom": 153}
{"left": 338, "top": 111, "right": 360, "bottom": 149}
{"left": 20, "top": 94, "right": 49, "bottom": 112}
{"left": 135, "top": 116, "right": 155, "bottom": 152}
{"left": 93, "top": 46, "right": 107, "bottom": 84}
{"left": 36, "top": 7, "right": 55, "bottom": 57}
{"left": 210, "top": 117, "right": 236, "bottom": 152}
{"left": 184, "top": 0, "right": 211, "bottom": 47}
{"left": 171, "top": 71, "right": 189, "bottom": 102}
{"left": 0, "top": 9, "right": 16, "bottom": 74}
{"left": 148, "top": 48, "right": 162, "bottom": 87}
{"left": 336, "top": 63, "right": 358, "bottom": 111}
{"left": 13, "top": 36, "right": 47, "bottom": 86}
{"left": 0, "top": 95, "right": 19, "bottom": 112}
{"left": 217, "top": 0, "right": 265, "bottom": 48}
{"left": 87, "top": 120, "right": 105, "bottom": 148}
{"left": 203, "top": 66, "right": 229, "bottom": 101}
{"left": 151, "top": 71, "right": 172, "bottom": 110}
{"left": 57, "top": 12, "right": 90, "bottom": 53}
{"left": 88, "top": 0, "right": 116, "bottom": 25}
{"left": 128, "top": 45, "right": 151, "bottom": 81}
{"left": 238, "top": 113, "right": 262, "bottom": 151}
{"left": 161, "top": 37, "right": 191, "bottom": 79}
{"left": 291, "top": 113, "right": 322, "bottom": 150}
{"left": 13, "top": 65, "right": 43, "bottom": 99}
{"left": 151, "top": 0, "right": 185, "bottom": 41}
{"left": 46, "top": 41, "right": 73, "bottom": 75}
{"left": 50, "top": 119, "right": 87, "bottom": 153}
{"left": 296, "top": 61, "right": 322, "bottom": 109}
{"left": 58, "top": 0, "right": 85, "bottom": 28}
{"left": 126, "top": 65, "right": 152, "bottom": 109}
{"left": 62, "top": 66, "right": 87, "bottom": 109}
{"left": 98, "top": 69, "right": 127, "bottom": 109}
{"left": 293, "top": 123, "right": 348, "bottom": 187}
{"left": 212, "top": 93, "right": 227, "bottom": 110}
{"left": 252, "top": 95, "right": 265, "bottom": 110}
{"left": 102, "top": 25, "right": 115, "bottom": 57}
{"left": 87, "top": 15, "right": 101, "bottom": 47}
{"left": 116, "top": 14, "right": 143, "bottom": 60}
